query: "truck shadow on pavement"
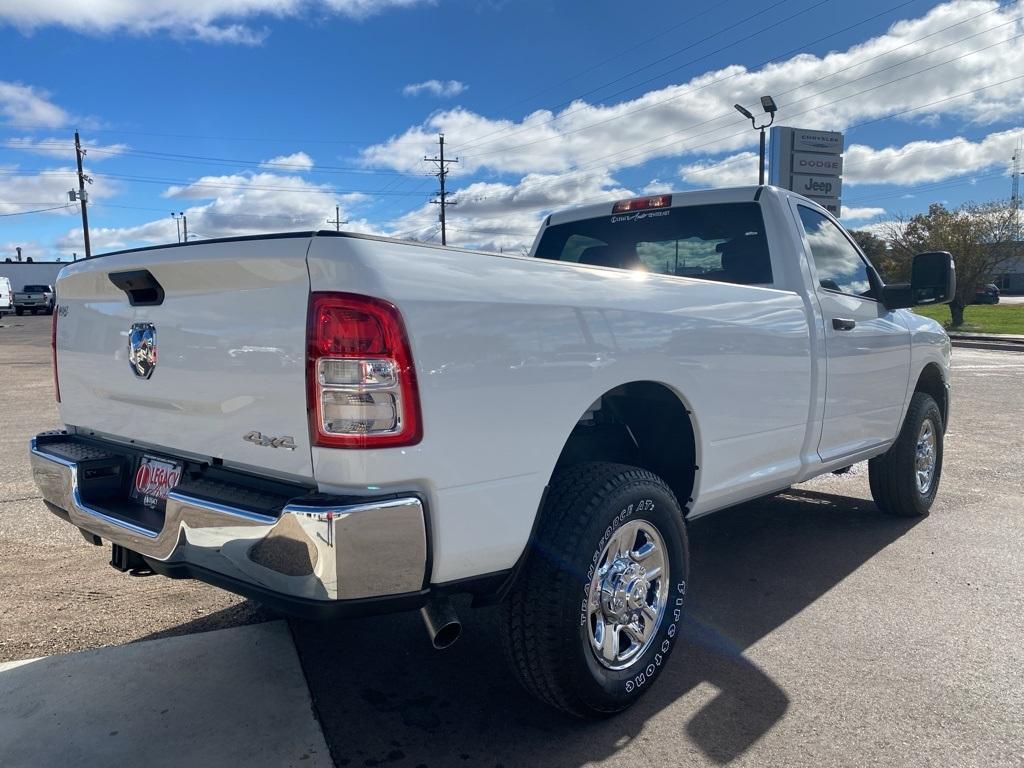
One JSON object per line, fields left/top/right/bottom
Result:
{"left": 285, "top": 488, "right": 920, "bottom": 768}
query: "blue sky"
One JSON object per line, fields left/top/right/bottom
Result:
{"left": 1, "top": 0, "right": 1022, "bottom": 258}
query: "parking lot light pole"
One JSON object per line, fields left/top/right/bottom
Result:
{"left": 171, "top": 212, "right": 183, "bottom": 243}
{"left": 735, "top": 96, "right": 778, "bottom": 185}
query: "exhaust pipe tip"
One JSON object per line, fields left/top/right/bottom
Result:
{"left": 420, "top": 597, "right": 462, "bottom": 650}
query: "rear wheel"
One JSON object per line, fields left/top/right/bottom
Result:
{"left": 869, "top": 392, "right": 943, "bottom": 517}
{"left": 501, "top": 462, "right": 689, "bottom": 718}
{"left": 15, "top": 308, "right": 23, "bottom": 316}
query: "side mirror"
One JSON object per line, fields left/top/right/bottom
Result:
{"left": 880, "top": 251, "right": 956, "bottom": 310}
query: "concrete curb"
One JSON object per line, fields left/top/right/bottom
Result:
{"left": 0, "top": 621, "right": 330, "bottom": 768}
{"left": 949, "top": 334, "right": 1024, "bottom": 353}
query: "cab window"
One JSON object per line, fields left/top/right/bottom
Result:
{"left": 797, "top": 206, "right": 874, "bottom": 299}
{"left": 535, "top": 202, "right": 773, "bottom": 286}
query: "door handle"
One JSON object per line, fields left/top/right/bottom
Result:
{"left": 832, "top": 318, "right": 856, "bottom": 331}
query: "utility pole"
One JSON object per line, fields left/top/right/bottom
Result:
{"left": 171, "top": 212, "right": 183, "bottom": 243}
{"left": 73, "top": 131, "right": 92, "bottom": 259}
{"left": 1012, "top": 137, "right": 1022, "bottom": 241}
{"left": 182, "top": 215, "right": 188, "bottom": 243}
{"left": 425, "top": 133, "right": 458, "bottom": 246}
{"left": 326, "top": 205, "right": 347, "bottom": 231}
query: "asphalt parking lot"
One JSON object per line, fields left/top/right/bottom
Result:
{"left": 1, "top": 313, "right": 1022, "bottom": 767}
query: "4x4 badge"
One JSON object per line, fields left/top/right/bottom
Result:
{"left": 128, "top": 323, "right": 157, "bottom": 379}
{"left": 243, "top": 431, "right": 297, "bottom": 451}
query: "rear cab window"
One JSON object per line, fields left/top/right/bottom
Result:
{"left": 534, "top": 202, "right": 774, "bottom": 287}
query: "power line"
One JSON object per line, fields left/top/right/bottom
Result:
{"left": 678, "top": 76, "right": 1024, "bottom": 186}
{"left": 0, "top": 170, "right": 443, "bottom": 197}
{"left": 492, "top": 1, "right": 730, "bottom": 115}
{"left": 83, "top": 146, "right": 426, "bottom": 177}
{"left": 514, "top": 34, "right": 1024, "bottom": 194}
{"left": 463, "top": 3, "right": 1018, "bottom": 163}
{"left": 454, "top": 0, "right": 809, "bottom": 153}
{"left": 0, "top": 125, "right": 378, "bottom": 145}
{"left": 448, "top": 76, "right": 1024, "bottom": 222}
{"left": 0, "top": 203, "right": 75, "bottom": 217}
{"left": 456, "top": 0, "right": 937, "bottom": 155}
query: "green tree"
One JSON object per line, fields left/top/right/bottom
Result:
{"left": 883, "top": 201, "right": 1018, "bottom": 327}
{"left": 849, "top": 229, "right": 899, "bottom": 281}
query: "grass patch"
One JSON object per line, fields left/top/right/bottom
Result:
{"left": 912, "top": 303, "right": 1024, "bottom": 335}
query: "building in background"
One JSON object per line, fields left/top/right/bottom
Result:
{"left": 993, "top": 242, "right": 1024, "bottom": 294}
{"left": 0, "top": 262, "right": 66, "bottom": 291}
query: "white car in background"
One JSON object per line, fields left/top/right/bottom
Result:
{"left": 0, "top": 277, "right": 12, "bottom": 317}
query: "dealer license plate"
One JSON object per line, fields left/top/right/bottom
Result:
{"left": 131, "top": 455, "right": 183, "bottom": 509}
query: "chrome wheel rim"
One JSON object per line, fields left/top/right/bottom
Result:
{"left": 916, "top": 420, "right": 937, "bottom": 495}
{"left": 587, "top": 519, "right": 669, "bottom": 671}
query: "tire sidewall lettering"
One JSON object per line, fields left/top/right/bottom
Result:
{"left": 579, "top": 489, "right": 687, "bottom": 696}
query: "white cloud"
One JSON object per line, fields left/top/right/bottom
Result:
{"left": 0, "top": 166, "right": 114, "bottom": 215}
{"left": 677, "top": 125, "right": 1023, "bottom": 193}
{"left": 362, "top": 1, "right": 1024, "bottom": 177}
{"left": 842, "top": 127, "right": 1022, "bottom": 185}
{"left": 678, "top": 152, "right": 759, "bottom": 188}
{"left": 387, "top": 170, "right": 632, "bottom": 252}
{"left": 0, "top": 82, "right": 67, "bottom": 128}
{"left": 0, "top": 0, "right": 432, "bottom": 45}
{"left": 259, "top": 151, "right": 315, "bottom": 170}
{"left": 840, "top": 206, "right": 887, "bottom": 222}
{"left": 4, "top": 136, "right": 129, "bottom": 160}
{"left": 402, "top": 79, "right": 468, "bottom": 98}
{"left": 55, "top": 170, "right": 372, "bottom": 254}
{"left": 641, "top": 179, "right": 674, "bottom": 195}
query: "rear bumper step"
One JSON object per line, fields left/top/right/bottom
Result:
{"left": 29, "top": 433, "right": 429, "bottom": 610}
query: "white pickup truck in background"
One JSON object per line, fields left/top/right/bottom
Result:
{"left": 30, "top": 185, "right": 954, "bottom": 717}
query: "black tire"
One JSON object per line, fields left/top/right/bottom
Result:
{"left": 501, "top": 462, "right": 690, "bottom": 718}
{"left": 15, "top": 308, "right": 23, "bottom": 316}
{"left": 869, "top": 392, "right": 943, "bottom": 517}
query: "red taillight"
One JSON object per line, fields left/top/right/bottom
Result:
{"left": 51, "top": 306, "right": 60, "bottom": 403}
{"left": 612, "top": 194, "right": 672, "bottom": 213}
{"left": 306, "top": 292, "right": 421, "bottom": 448}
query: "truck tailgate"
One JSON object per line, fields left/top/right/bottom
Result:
{"left": 54, "top": 236, "right": 314, "bottom": 481}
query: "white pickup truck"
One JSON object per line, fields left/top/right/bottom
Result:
{"left": 31, "top": 185, "right": 953, "bottom": 717}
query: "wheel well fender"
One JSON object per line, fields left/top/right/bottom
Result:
{"left": 914, "top": 363, "right": 948, "bottom": 430}
{"left": 550, "top": 381, "right": 698, "bottom": 511}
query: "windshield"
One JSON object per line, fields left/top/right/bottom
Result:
{"left": 534, "top": 202, "right": 773, "bottom": 286}
{"left": 23, "top": 285, "right": 51, "bottom": 292}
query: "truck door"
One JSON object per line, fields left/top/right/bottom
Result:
{"left": 795, "top": 204, "right": 911, "bottom": 462}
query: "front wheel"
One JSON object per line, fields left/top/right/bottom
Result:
{"left": 869, "top": 392, "right": 944, "bottom": 517}
{"left": 501, "top": 462, "right": 689, "bottom": 718}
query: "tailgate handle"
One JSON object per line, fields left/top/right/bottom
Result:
{"left": 109, "top": 270, "right": 165, "bottom": 307}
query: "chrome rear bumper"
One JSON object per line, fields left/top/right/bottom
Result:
{"left": 30, "top": 435, "right": 428, "bottom": 607}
